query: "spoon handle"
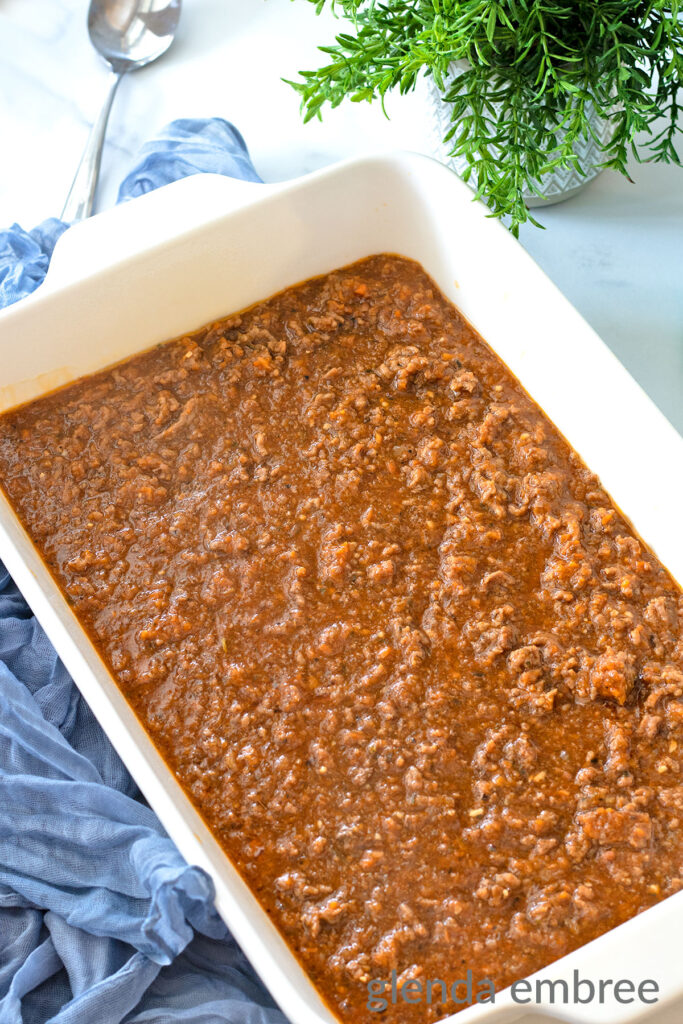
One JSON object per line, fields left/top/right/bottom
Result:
{"left": 61, "top": 70, "right": 123, "bottom": 222}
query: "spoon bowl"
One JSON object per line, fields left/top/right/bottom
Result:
{"left": 62, "top": 0, "right": 181, "bottom": 222}
{"left": 88, "top": 0, "right": 181, "bottom": 73}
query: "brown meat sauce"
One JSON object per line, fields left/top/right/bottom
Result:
{"left": 0, "top": 255, "right": 682, "bottom": 1022}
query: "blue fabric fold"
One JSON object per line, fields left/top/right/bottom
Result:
{"left": 0, "top": 221, "right": 69, "bottom": 309}
{"left": 116, "top": 118, "right": 262, "bottom": 200}
{"left": 0, "top": 121, "right": 286, "bottom": 1024}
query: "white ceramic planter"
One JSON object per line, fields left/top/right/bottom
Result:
{"left": 427, "top": 62, "right": 615, "bottom": 207}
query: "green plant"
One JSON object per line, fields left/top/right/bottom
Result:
{"left": 287, "top": 1, "right": 683, "bottom": 233}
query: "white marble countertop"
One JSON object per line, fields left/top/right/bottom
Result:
{"left": 0, "top": 4, "right": 682, "bottom": 1022}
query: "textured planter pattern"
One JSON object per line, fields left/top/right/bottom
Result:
{"left": 427, "top": 65, "right": 615, "bottom": 207}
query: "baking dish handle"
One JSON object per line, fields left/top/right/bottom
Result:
{"left": 43, "top": 173, "right": 276, "bottom": 290}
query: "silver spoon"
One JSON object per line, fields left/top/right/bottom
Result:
{"left": 62, "top": 0, "right": 181, "bottom": 222}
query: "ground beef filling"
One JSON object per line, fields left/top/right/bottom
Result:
{"left": 0, "top": 255, "right": 682, "bottom": 1023}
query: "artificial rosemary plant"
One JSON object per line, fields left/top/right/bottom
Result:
{"left": 288, "top": 1, "right": 683, "bottom": 233}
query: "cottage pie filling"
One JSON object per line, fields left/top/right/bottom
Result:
{"left": 1, "top": 256, "right": 682, "bottom": 1022}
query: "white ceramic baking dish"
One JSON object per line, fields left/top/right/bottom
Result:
{"left": 0, "top": 153, "right": 682, "bottom": 1024}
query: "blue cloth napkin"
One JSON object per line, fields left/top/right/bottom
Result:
{"left": 0, "top": 119, "right": 287, "bottom": 1024}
